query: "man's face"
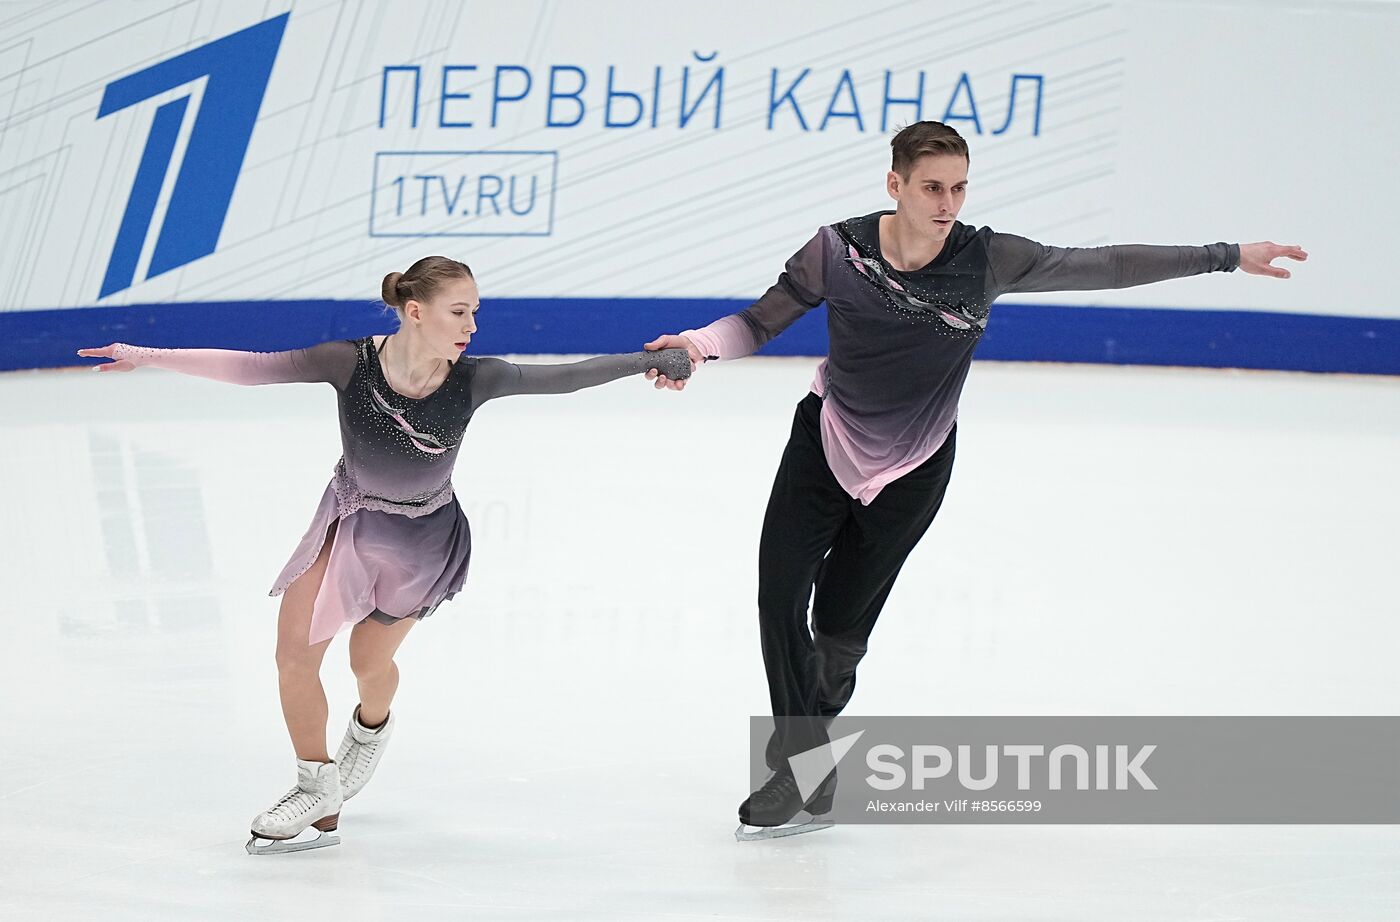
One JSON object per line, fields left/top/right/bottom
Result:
{"left": 887, "top": 154, "right": 969, "bottom": 241}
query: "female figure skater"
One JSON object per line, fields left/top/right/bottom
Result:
{"left": 78, "top": 256, "right": 691, "bottom": 854}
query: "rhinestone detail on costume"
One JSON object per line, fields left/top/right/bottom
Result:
{"left": 844, "top": 244, "right": 987, "bottom": 332}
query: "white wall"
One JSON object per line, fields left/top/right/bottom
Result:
{"left": 0, "top": 0, "right": 1393, "bottom": 318}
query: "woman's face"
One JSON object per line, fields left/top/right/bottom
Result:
{"left": 406, "top": 276, "right": 480, "bottom": 359}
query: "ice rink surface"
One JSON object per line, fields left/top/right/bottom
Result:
{"left": 2, "top": 354, "right": 1398, "bottom": 921}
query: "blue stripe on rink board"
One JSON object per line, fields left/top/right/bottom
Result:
{"left": 2, "top": 298, "right": 1398, "bottom": 375}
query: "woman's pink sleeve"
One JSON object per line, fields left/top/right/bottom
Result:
{"left": 110, "top": 340, "right": 356, "bottom": 389}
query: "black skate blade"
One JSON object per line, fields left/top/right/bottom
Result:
{"left": 245, "top": 827, "right": 341, "bottom": 855}
{"left": 735, "top": 817, "right": 834, "bottom": 842}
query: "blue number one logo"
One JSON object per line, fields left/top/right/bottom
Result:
{"left": 96, "top": 13, "right": 288, "bottom": 298}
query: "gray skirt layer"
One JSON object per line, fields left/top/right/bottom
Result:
{"left": 270, "top": 482, "right": 472, "bottom": 644}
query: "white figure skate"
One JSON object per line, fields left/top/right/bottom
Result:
{"left": 245, "top": 758, "right": 343, "bottom": 855}
{"left": 334, "top": 705, "right": 395, "bottom": 801}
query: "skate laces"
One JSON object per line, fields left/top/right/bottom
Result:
{"left": 757, "top": 770, "right": 799, "bottom": 801}
{"left": 345, "top": 741, "right": 378, "bottom": 777}
{"left": 268, "top": 787, "right": 317, "bottom": 818}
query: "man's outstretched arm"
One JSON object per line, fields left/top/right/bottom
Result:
{"left": 988, "top": 233, "right": 1306, "bottom": 296}
{"left": 644, "top": 228, "right": 832, "bottom": 391}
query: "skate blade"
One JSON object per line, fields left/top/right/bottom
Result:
{"left": 245, "top": 827, "right": 341, "bottom": 855}
{"left": 735, "top": 818, "right": 834, "bottom": 842}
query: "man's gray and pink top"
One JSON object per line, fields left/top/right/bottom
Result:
{"left": 684, "top": 212, "right": 1238, "bottom": 504}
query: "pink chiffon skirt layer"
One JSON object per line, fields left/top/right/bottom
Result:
{"left": 269, "top": 483, "right": 472, "bottom": 645}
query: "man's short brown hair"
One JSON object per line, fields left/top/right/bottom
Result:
{"left": 890, "top": 121, "right": 970, "bottom": 178}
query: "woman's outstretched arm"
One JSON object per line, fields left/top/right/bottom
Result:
{"left": 469, "top": 349, "right": 691, "bottom": 412}
{"left": 76, "top": 340, "right": 358, "bottom": 390}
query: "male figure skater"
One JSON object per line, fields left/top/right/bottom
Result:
{"left": 645, "top": 121, "right": 1306, "bottom": 838}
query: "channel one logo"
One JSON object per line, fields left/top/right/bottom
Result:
{"left": 95, "top": 14, "right": 288, "bottom": 298}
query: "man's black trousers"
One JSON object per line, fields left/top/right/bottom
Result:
{"left": 758, "top": 392, "right": 956, "bottom": 764}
